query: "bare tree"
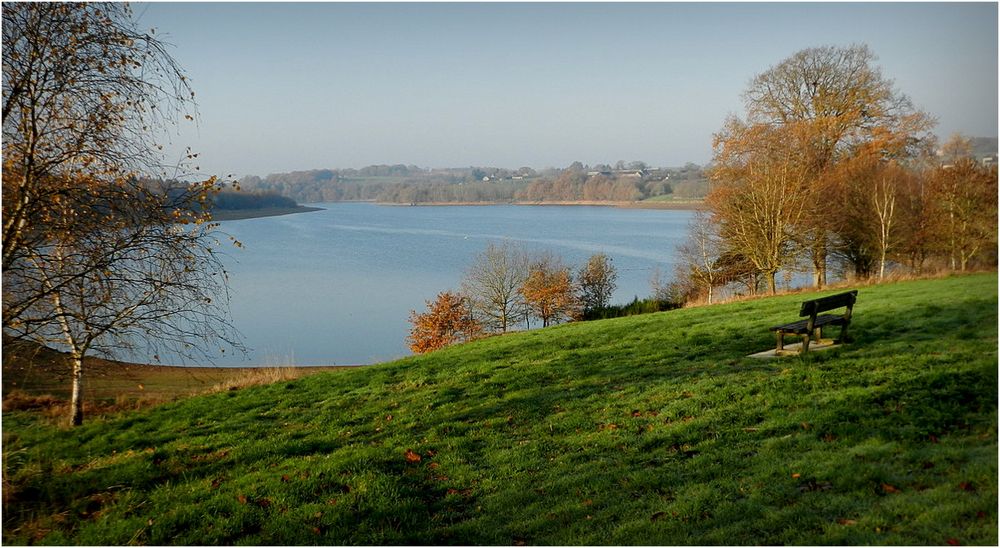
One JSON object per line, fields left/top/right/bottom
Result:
{"left": 7, "top": 182, "right": 243, "bottom": 425}
{"left": 676, "top": 210, "right": 724, "bottom": 303}
{"left": 577, "top": 253, "right": 617, "bottom": 314}
{"left": 927, "top": 157, "right": 998, "bottom": 271}
{"left": 461, "top": 241, "right": 530, "bottom": 333}
{"left": 829, "top": 153, "right": 909, "bottom": 280}
{"left": 2, "top": 3, "right": 241, "bottom": 425}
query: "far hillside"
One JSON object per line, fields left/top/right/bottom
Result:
{"left": 3, "top": 273, "right": 995, "bottom": 545}
{"left": 234, "top": 162, "right": 710, "bottom": 205}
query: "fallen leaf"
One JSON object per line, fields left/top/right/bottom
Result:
{"left": 651, "top": 511, "right": 667, "bottom": 522}
{"left": 881, "top": 483, "right": 900, "bottom": 494}
{"left": 582, "top": 499, "right": 593, "bottom": 506}
{"left": 791, "top": 473, "right": 801, "bottom": 479}
{"left": 313, "top": 512, "right": 322, "bottom": 518}
{"left": 385, "top": 414, "right": 393, "bottom": 421}
{"left": 632, "top": 410, "right": 642, "bottom": 417}
{"left": 326, "top": 499, "right": 338, "bottom": 506}
{"left": 255, "top": 497, "right": 272, "bottom": 509}
{"left": 425, "top": 449, "right": 437, "bottom": 457}
{"left": 281, "top": 474, "right": 291, "bottom": 482}
{"left": 946, "top": 539, "right": 960, "bottom": 546}
{"left": 237, "top": 494, "right": 247, "bottom": 504}
{"left": 312, "top": 527, "right": 321, "bottom": 535}
{"left": 405, "top": 449, "right": 421, "bottom": 463}
{"left": 959, "top": 482, "right": 975, "bottom": 492}
{"left": 428, "top": 462, "right": 440, "bottom": 469}
{"left": 836, "top": 518, "right": 857, "bottom": 526}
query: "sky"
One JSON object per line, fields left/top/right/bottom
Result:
{"left": 137, "top": 2, "right": 999, "bottom": 178}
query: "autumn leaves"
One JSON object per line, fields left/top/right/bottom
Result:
{"left": 408, "top": 244, "right": 618, "bottom": 354}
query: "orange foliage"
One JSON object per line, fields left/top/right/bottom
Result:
{"left": 520, "top": 262, "right": 579, "bottom": 327}
{"left": 407, "top": 291, "right": 482, "bottom": 354}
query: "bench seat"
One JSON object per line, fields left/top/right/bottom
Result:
{"left": 770, "top": 314, "right": 847, "bottom": 335}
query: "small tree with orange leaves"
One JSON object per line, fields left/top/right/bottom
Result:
{"left": 408, "top": 291, "right": 483, "bottom": 354}
{"left": 520, "top": 254, "right": 579, "bottom": 327}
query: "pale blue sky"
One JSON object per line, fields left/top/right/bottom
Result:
{"left": 138, "top": 2, "right": 998, "bottom": 177}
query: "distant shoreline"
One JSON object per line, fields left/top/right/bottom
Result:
{"left": 375, "top": 200, "right": 706, "bottom": 210}
{"left": 209, "top": 205, "right": 325, "bottom": 221}
{"left": 207, "top": 201, "right": 705, "bottom": 220}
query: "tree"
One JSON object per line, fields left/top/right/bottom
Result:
{"left": 520, "top": 252, "right": 579, "bottom": 327}
{"left": 676, "top": 210, "right": 724, "bottom": 304}
{"left": 407, "top": 291, "right": 482, "bottom": 354}
{"left": 728, "top": 44, "right": 933, "bottom": 287}
{"left": 461, "top": 242, "right": 530, "bottom": 333}
{"left": 577, "top": 253, "right": 617, "bottom": 314}
{"left": 709, "top": 121, "right": 809, "bottom": 294}
{"left": 3, "top": 3, "right": 196, "bottom": 272}
{"left": 2, "top": 3, "right": 240, "bottom": 425}
{"left": 926, "top": 157, "right": 998, "bottom": 271}
{"left": 828, "top": 152, "right": 910, "bottom": 279}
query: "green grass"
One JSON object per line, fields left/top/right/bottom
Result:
{"left": 3, "top": 274, "right": 996, "bottom": 545}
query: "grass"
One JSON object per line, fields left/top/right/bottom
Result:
{"left": 2, "top": 273, "right": 996, "bottom": 545}
{"left": 2, "top": 341, "right": 348, "bottom": 422}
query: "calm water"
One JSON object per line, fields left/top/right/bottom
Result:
{"left": 211, "top": 203, "right": 694, "bottom": 366}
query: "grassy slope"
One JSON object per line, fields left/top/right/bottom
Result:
{"left": 3, "top": 274, "right": 996, "bottom": 545}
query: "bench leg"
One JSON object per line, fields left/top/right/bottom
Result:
{"left": 775, "top": 331, "right": 785, "bottom": 353}
{"left": 813, "top": 327, "right": 822, "bottom": 343}
{"left": 837, "top": 323, "right": 850, "bottom": 344}
{"left": 801, "top": 334, "right": 811, "bottom": 354}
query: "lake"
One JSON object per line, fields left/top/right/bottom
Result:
{"left": 213, "top": 203, "right": 695, "bottom": 366}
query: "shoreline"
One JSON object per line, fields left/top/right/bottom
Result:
{"left": 209, "top": 205, "right": 325, "bottom": 222}
{"left": 209, "top": 201, "right": 705, "bottom": 215}
{"left": 375, "top": 199, "right": 706, "bottom": 210}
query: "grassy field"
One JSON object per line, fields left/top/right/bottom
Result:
{"left": 2, "top": 340, "right": 348, "bottom": 420}
{"left": 2, "top": 273, "right": 996, "bottom": 545}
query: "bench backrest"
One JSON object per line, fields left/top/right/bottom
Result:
{"left": 798, "top": 290, "right": 858, "bottom": 318}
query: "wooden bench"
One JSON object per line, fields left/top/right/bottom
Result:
{"left": 770, "top": 290, "right": 857, "bottom": 354}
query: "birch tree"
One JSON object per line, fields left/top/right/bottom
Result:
{"left": 2, "top": 3, "right": 241, "bottom": 425}
{"left": 676, "top": 210, "right": 724, "bottom": 304}
{"left": 927, "top": 158, "right": 998, "bottom": 271}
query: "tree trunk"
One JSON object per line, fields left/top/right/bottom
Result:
{"left": 766, "top": 271, "right": 777, "bottom": 295}
{"left": 811, "top": 246, "right": 827, "bottom": 288}
{"left": 69, "top": 353, "right": 84, "bottom": 426}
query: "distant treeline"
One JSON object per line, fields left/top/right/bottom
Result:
{"left": 212, "top": 189, "right": 298, "bottom": 210}
{"left": 234, "top": 162, "right": 710, "bottom": 204}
